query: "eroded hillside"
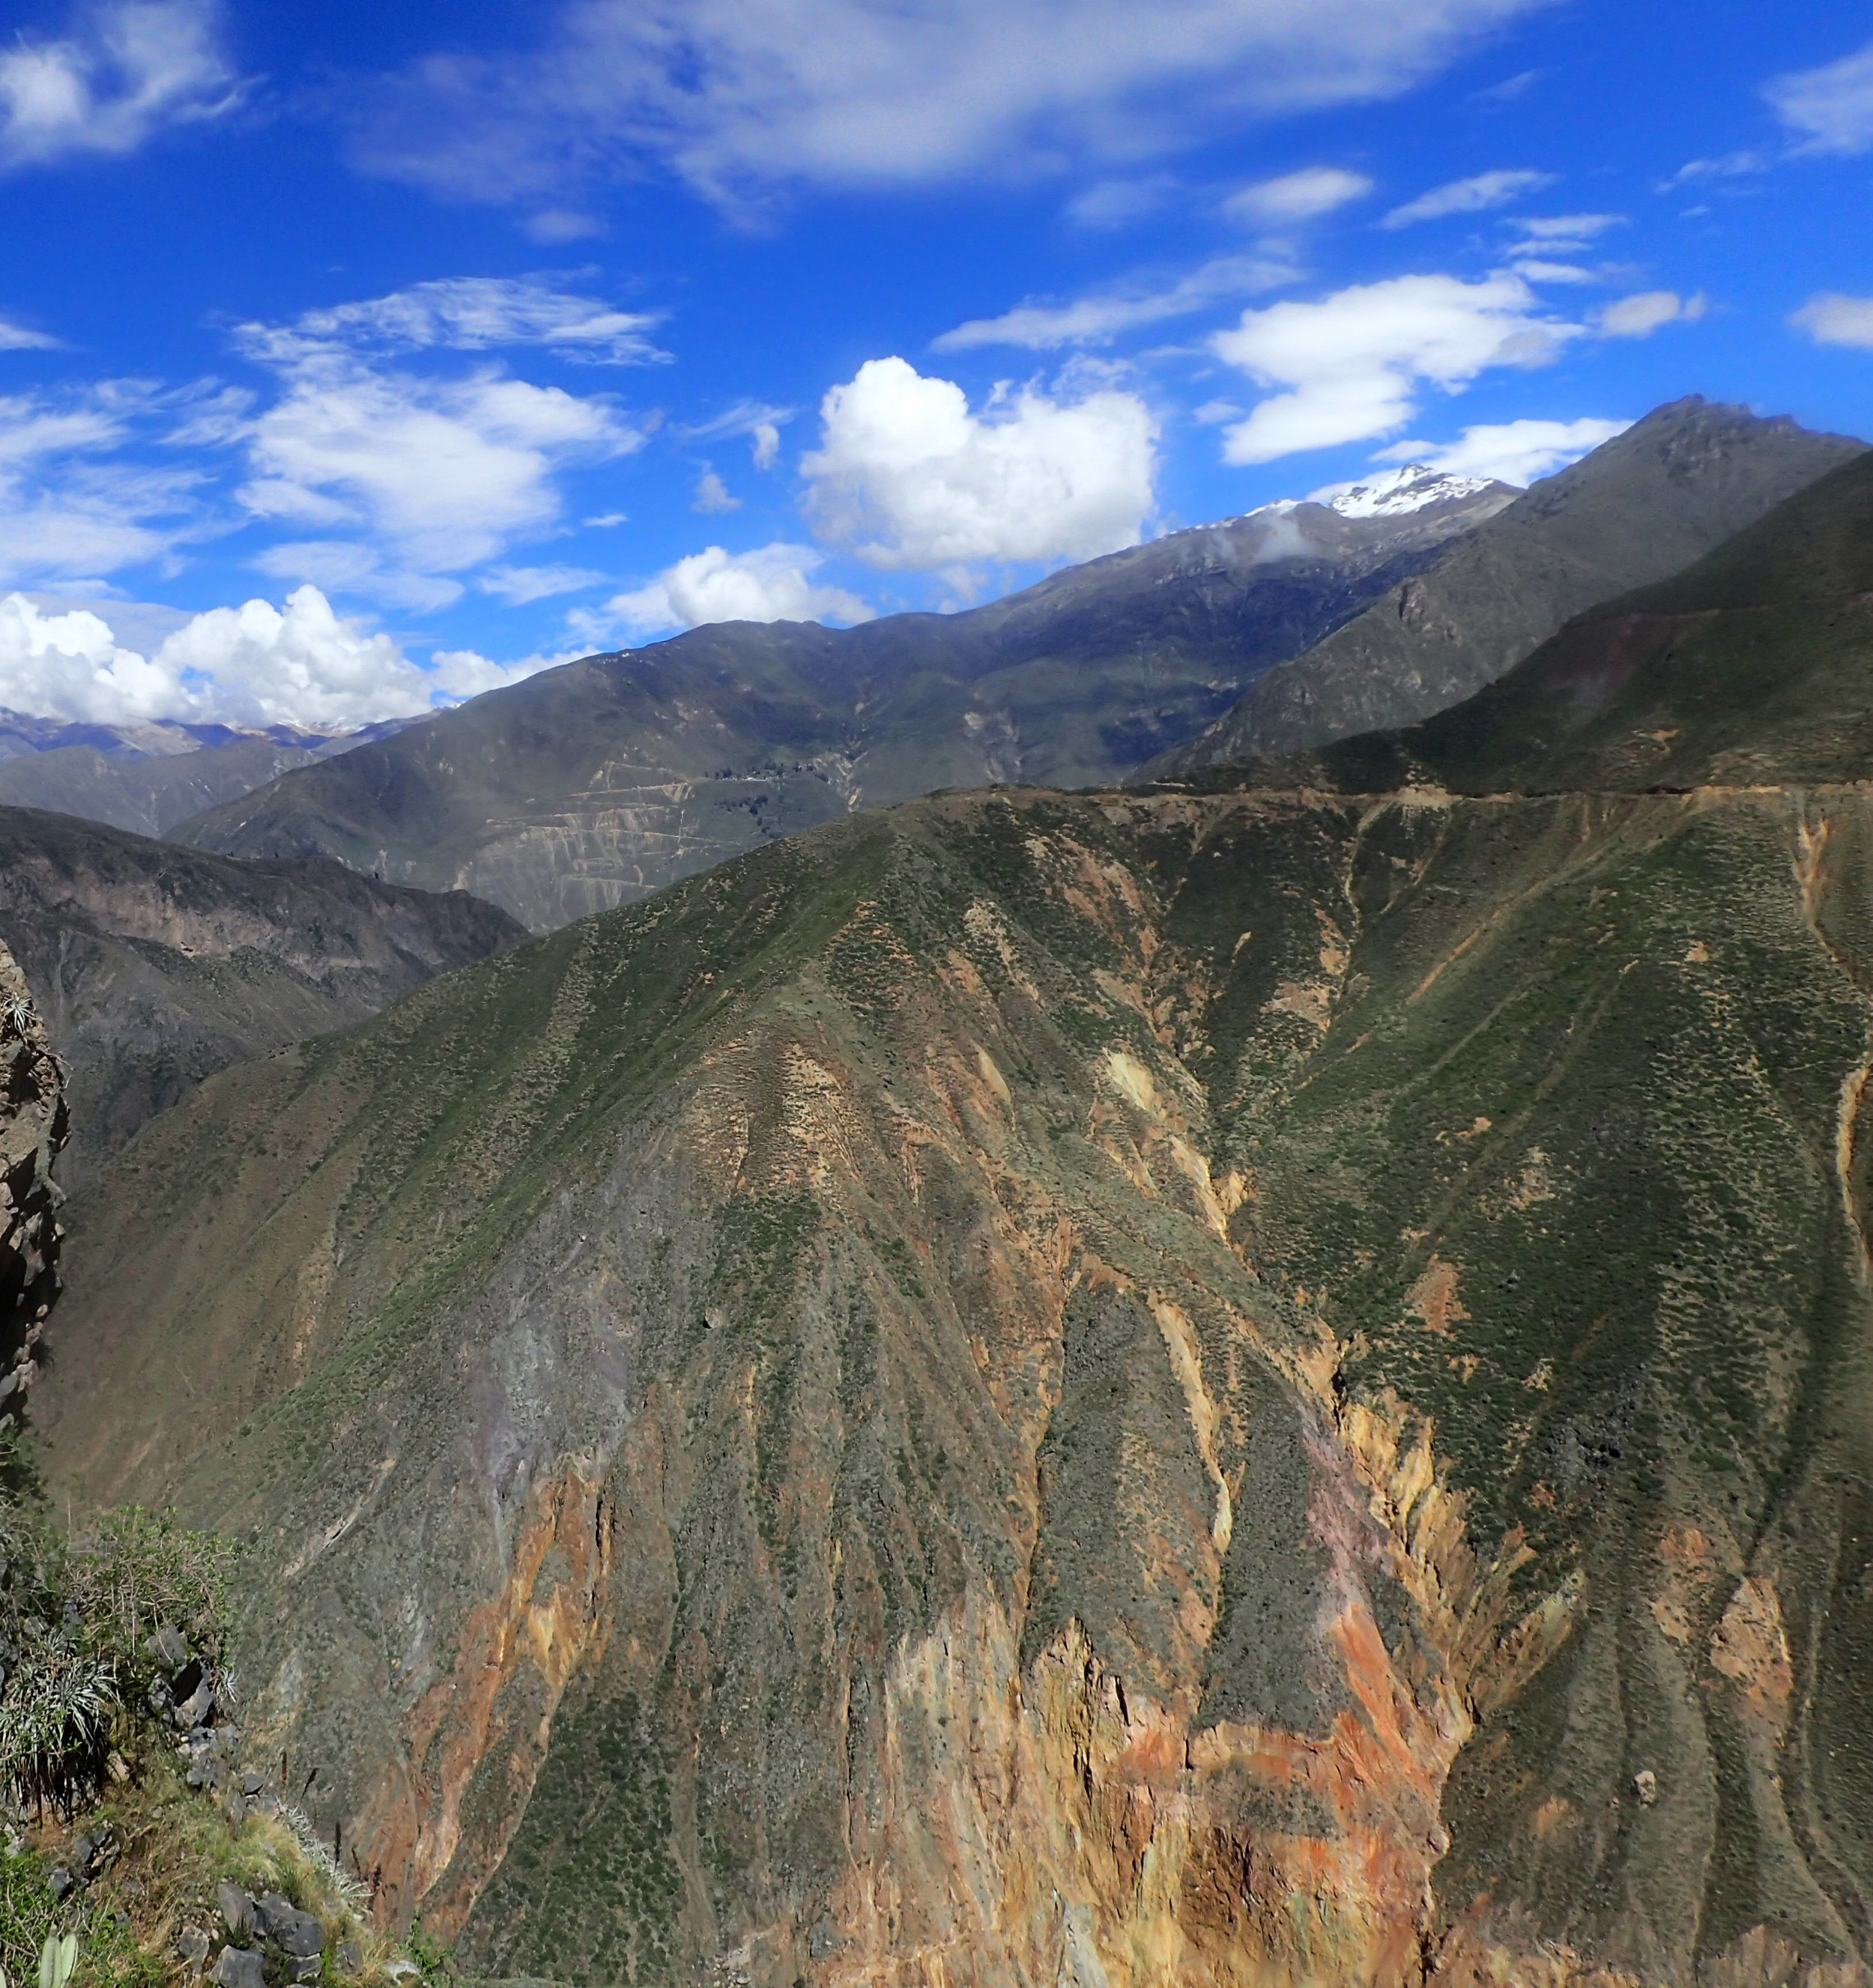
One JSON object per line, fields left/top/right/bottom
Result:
{"left": 36, "top": 768, "right": 1873, "bottom": 1988}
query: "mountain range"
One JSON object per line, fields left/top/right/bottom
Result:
{"left": 0, "top": 715, "right": 413, "bottom": 840}
{"left": 31, "top": 431, "right": 1873, "bottom": 1987}
{"left": 160, "top": 467, "right": 1511, "bottom": 930}
{"left": 161, "top": 398, "right": 1857, "bottom": 933}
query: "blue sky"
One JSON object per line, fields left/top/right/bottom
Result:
{"left": 1, "top": 0, "right": 1870, "bottom": 728}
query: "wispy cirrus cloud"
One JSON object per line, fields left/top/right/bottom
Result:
{"left": 1221, "top": 164, "right": 1373, "bottom": 226}
{"left": 353, "top": 0, "right": 1555, "bottom": 216}
{"left": 0, "top": 318, "right": 61, "bottom": 352}
{"left": 1501, "top": 211, "right": 1623, "bottom": 257}
{"left": 0, "top": 0, "right": 240, "bottom": 172}
{"left": 1768, "top": 37, "right": 1873, "bottom": 154}
{"left": 0, "top": 381, "right": 210, "bottom": 587}
{"left": 677, "top": 398, "right": 795, "bottom": 469}
{"left": 934, "top": 252, "right": 1292, "bottom": 351}
{"left": 1382, "top": 166, "right": 1555, "bottom": 226}
{"left": 227, "top": 280, "right": 655, "bottom": 601}
{"left": 240, "top": 276, "right": 670, "bottom": 369}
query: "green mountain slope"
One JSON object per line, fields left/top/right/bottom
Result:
{"left": 34, "top": 447, "right": 1873, "bottom": 1987}
{"left": 1158, "top": 396, "right": 1865, "bottom": 772}
{"left": 40, "top": 778, "right": 1873, "bottom": 1988}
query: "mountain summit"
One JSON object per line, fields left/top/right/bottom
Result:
{"left": 1298, "top": 461, "right": 1505, "bottom": 519}
{"left": 1156, "top": 396, "right": 1865, "bottom": 772}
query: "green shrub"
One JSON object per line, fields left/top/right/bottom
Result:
{"left": 0, "top": 1497, "right": 230, "bottom": 1817}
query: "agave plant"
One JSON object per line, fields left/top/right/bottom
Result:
{"left": 0, "top": 1626, "right": 112, "bottom": 1817}
{"left": 35, "top": 1935, "right": 74, "bottom": 1988}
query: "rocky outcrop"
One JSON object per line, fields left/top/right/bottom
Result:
{"left": 0, "top": 936, "right": 64, "bottom": 1398}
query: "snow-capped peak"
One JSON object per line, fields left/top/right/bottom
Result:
{"left": 1303, "top": 463, "right": 1505, "bottom": 519}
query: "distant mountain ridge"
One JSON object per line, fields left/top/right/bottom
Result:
{"left": 0, "top": 806, "right": 524, "bottom": 1181}
{"left": 1156, "top": 396, "right": 1866, "bottom": 772}
{"left": 166, "top": 471, "right": 1515, "bottom": 928}
{"left": 0, "top": 712, "right": 419, "bottom": 838}
{"left": 1163, "top": 442, "right": 1873, "bottom": 800}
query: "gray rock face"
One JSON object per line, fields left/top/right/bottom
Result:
{"left": 216, "top": 1880, "right": 255, "bottom": 1940}
{"left": 1158, "top": 397, "right": 1866, "bottom": 772}
{"left": 258, "top": 1894, "right": 325, "bottom": 1958}
{"left": 0, "top": 935, "right": 65, "bottom": 1386}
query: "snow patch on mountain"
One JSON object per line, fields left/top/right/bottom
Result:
{"left": 1302, "top": 463, "right": 1508, "bottom": 518}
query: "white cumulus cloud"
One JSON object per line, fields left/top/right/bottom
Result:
{"left": 1598, "top": 291, "right": 1705, "bottom": 338}
{"left": 0, "top": 593, "right": 181, "bottom": 721}
{"left": 0, "top": 0, "right": 239, "bottom": 171}
{"left": 152, "top": 586, "right": 436, "bottom": 727}
{"left": 801, "top": 356, "right": 1157, "bottom": 569}
{"left": 0, "top": 584, "right": 461, "bottom": 728}
{"left": 1382, "top": 167, "right": 1554, "bottom": 227}
{"left": 1223, "top": 164, "right": 1373, "bottom": 226}
{"left": 1768, "top": 37, "right": 1873, "bottom": 154}
{"left": 357, "top": 0, "right": 1550, "bottom": 209}
{"left": 1211, "top": 272, "right": 1579, "bottom": 463}
{"left": 592, "top": 543, "right": 874, "bottom": 641}
{"left": 238, "top": 354, "right": 641, "bottom": 579}
{"left": 1791, "top": 294, "right": 1873, "bottom": 349}
{"left": 934, "top": 253, "right": 1291, "bottom": 351}
{"left": 1376, "top": 415, "right": 1630, "bottom": 486}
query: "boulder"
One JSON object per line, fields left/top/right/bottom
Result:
{"left": 215, "top": 1882, "right": 255, "bottom": 1941}
{"left": 145, "top": 1625, "right": 190, "bottom": 1671}
{"left": 258, "top": 1894, "right": 324, "bottom": 1959}
{"left": 212, "top": 1948, "right": 264, "bottom": 1988}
